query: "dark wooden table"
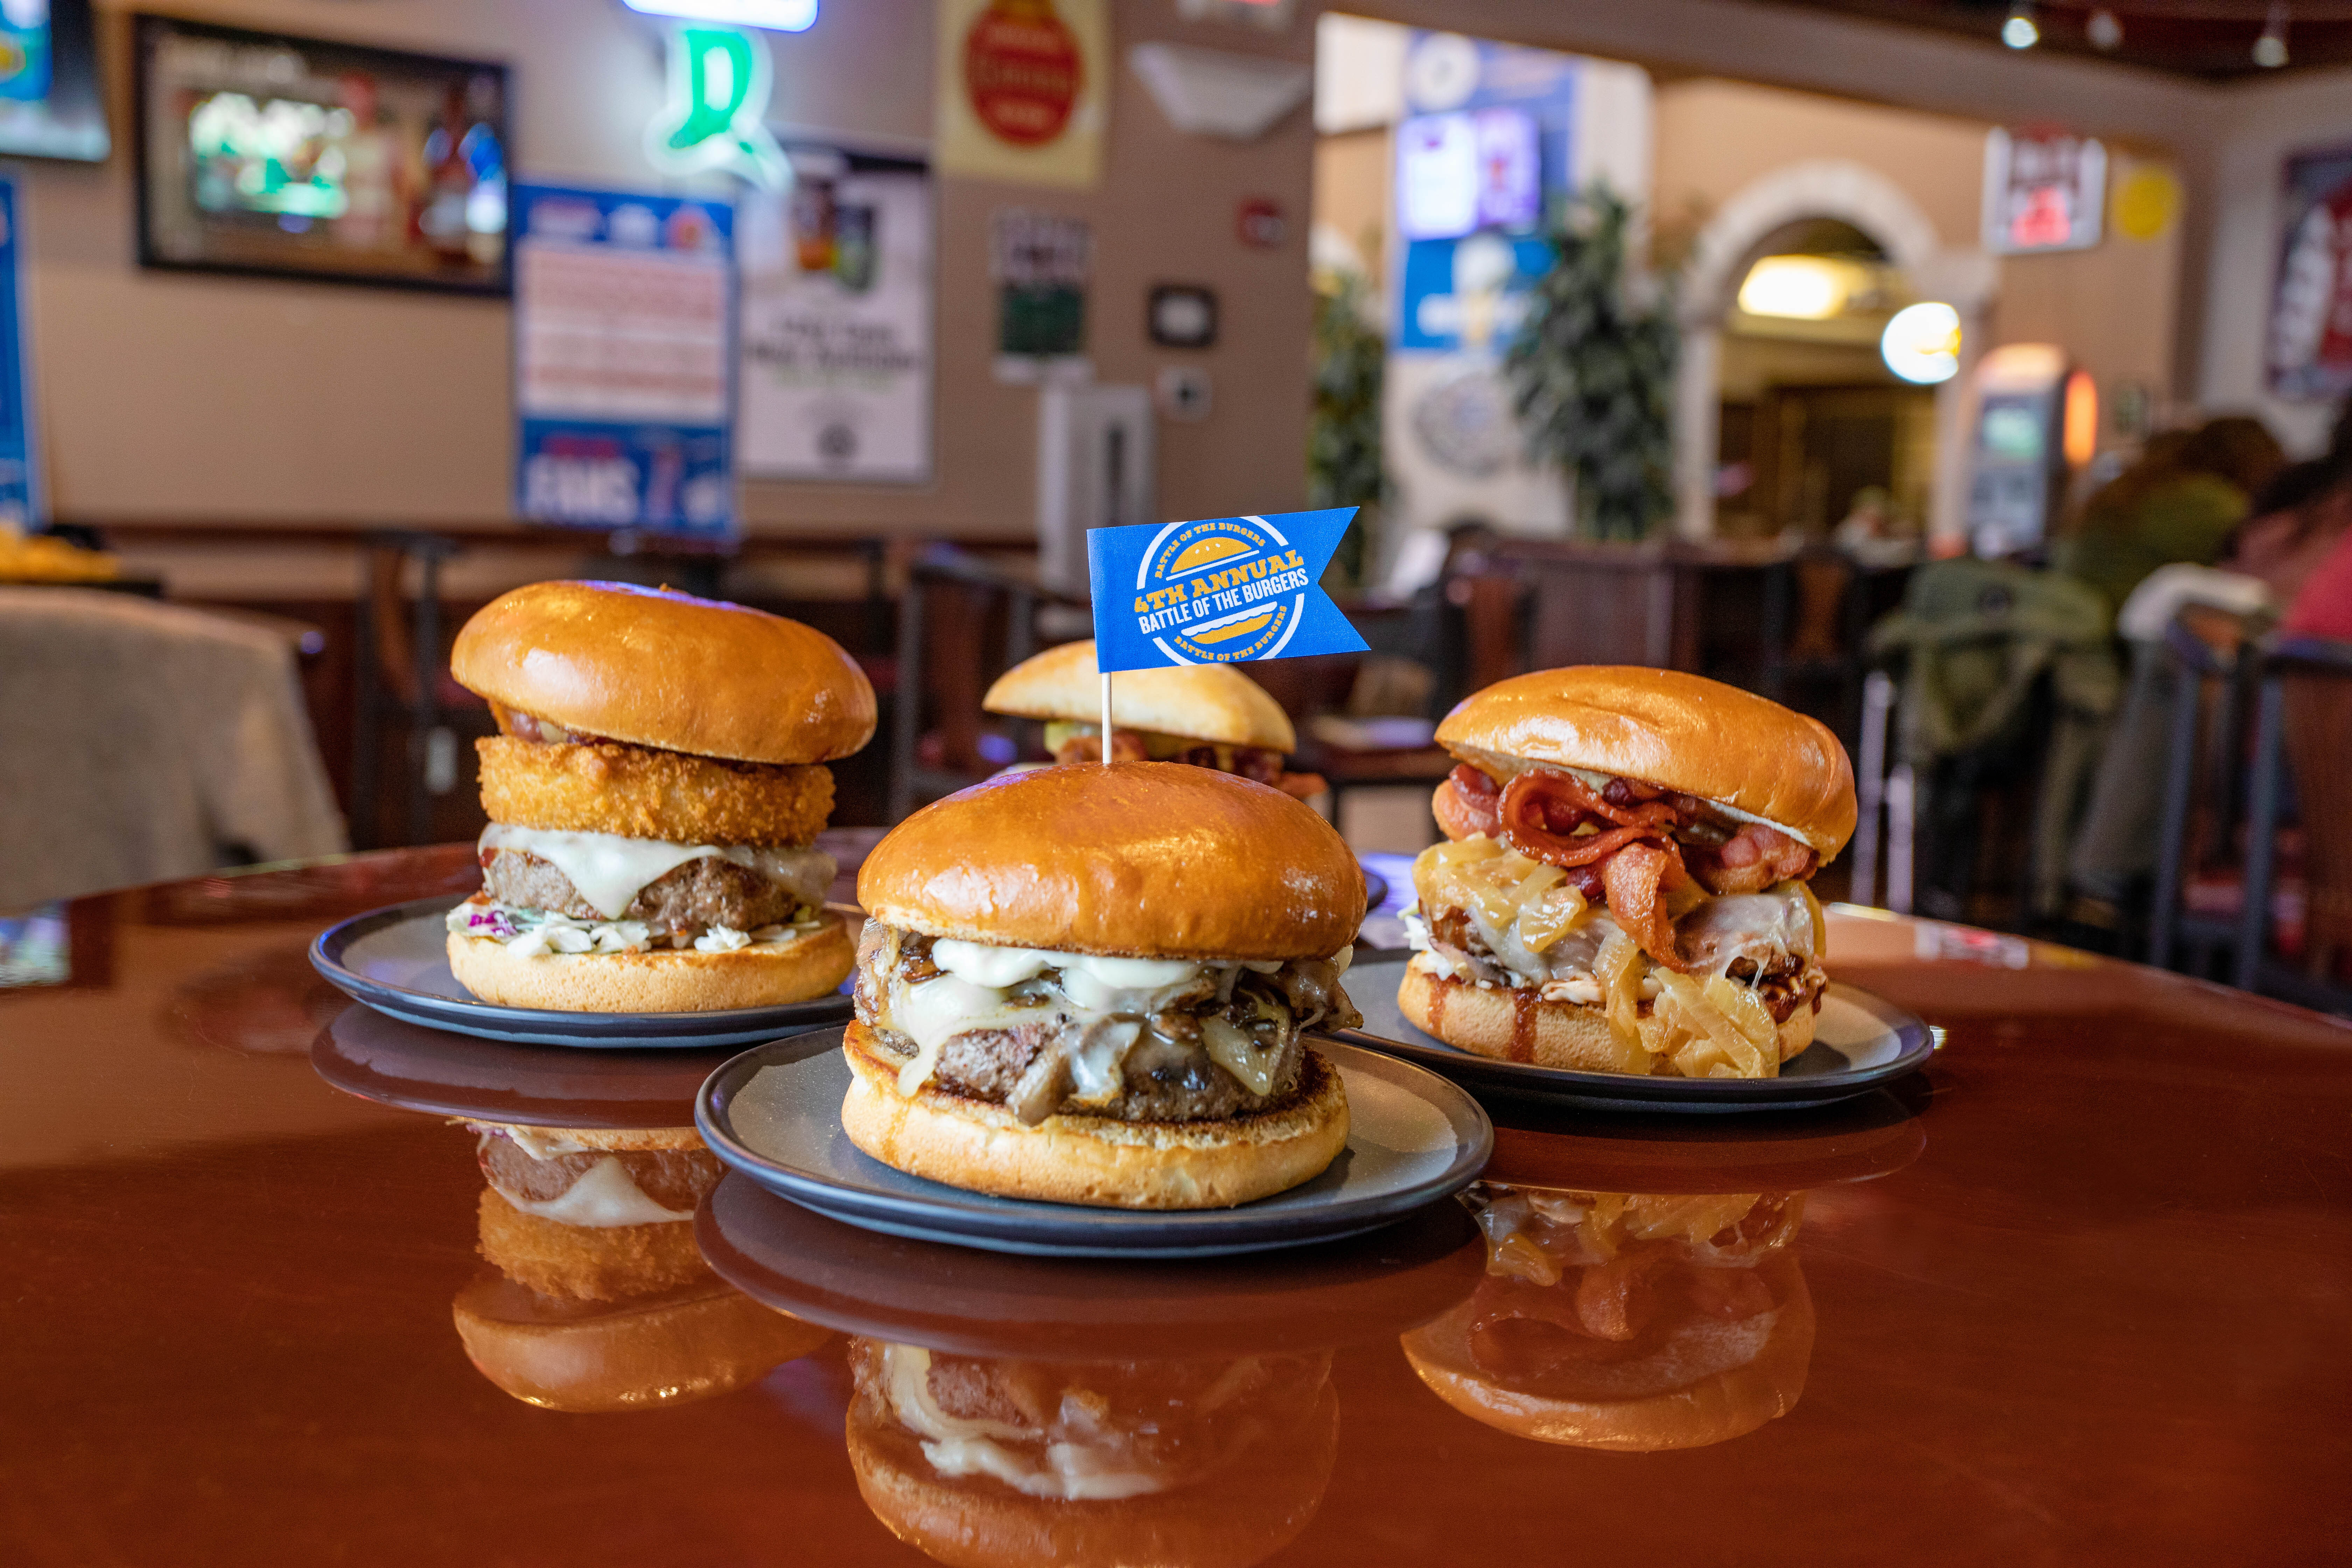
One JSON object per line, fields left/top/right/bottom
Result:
{"left": 5, "top": 851, "right": 2350, "bottom": 1565}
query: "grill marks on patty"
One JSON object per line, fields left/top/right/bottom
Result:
{"left": 476, "top": 1133, "right": 724, "bottom": 1212}
{"left": 852, "top": 924, "right": 1360, "bottom": 1125}
{"left": 479, "top": 848, "right": 809, "bottom": 933}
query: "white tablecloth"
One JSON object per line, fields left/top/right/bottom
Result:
{"left": 0, "top": 587, "right": 347, "bottom": 909}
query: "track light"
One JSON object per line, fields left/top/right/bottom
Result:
{"left": 2002, "top": 1, "right": 2040, "bottom": 50}
{"left": 2087, "top": 9, "right": 2122, "bottom": 50}
{"left": 2254, "top": 4, "right": 2289, "bottom": 67}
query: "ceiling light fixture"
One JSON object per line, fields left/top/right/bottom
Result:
{"left": 2002, "top": 1, "right": 2040, "bottom": 49}
{"left": 2086, "top": 9, "right": 2122, "bottom": 50}
{"left": 1883, "top": 302, "right": 1963, "bottom": 385}
{"left": 2254, "top": 3, "right": 2290, "bottom": 67}
{"left": 1737, "top": 255, "right": 1850, "bottom": 320}
{"left": 622, "top": 0, "right": 818, "bottom": 33}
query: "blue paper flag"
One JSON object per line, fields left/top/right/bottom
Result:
{"left": 1086, "top": 509, "right": 1369, "bottom": 673}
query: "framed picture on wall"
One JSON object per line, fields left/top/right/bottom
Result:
{"left": 132, "top": 14, "right": 510, "bottom": 294}
{"left": 2269, "top": 145, "right": 2352, "bottom": 403}
{"left": 0, "top": 0, "right": 108, "bottom": 163}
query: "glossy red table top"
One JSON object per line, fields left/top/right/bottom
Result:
{"left": 6, "top": 849, "right": 2351, "bottom": 1566}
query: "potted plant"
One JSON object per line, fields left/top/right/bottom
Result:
{"left": 1503, "top": 186, "right": 1677, "bottom": 542}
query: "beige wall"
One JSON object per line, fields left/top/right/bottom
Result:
{"left": 1652, "top": 77, "right": 1986, "bottom": 249}
{"left": 1653, "top": 76, "right": 2182, "bottom": 451}
{"left": 30, "top": 0, "right": 1315, "bottom": 537}
{"left": 1312, "top": 128, "right": 1386, "bottom": 286}
{"left": 29, "top": 0, "right": 2346, "bottom": 542}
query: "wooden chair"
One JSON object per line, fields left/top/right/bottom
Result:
{"left": 2233, "top": 636, "right": 2352, "bottom": 1012}
{"left": 887, "top": 544, "right": 1084, "bottom": 821}
{"left": 351, "top": 531, "right": 464, "bottom": 850}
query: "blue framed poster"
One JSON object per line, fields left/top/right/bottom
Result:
{"left": 511, "top": 183, "right": 736, "bottom": 537}
{"left": 0, "top": 173, "right": 42, "bottom": 526}
{"left": 1391, "top": 33, "right": 1576, "bottom": 359}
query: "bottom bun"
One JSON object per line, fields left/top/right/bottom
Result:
{"left": 839, "top": 1022, "right": 1349, "bottom": 1210}
{"left": 1398, "top": 963, "right": 1816, "bottom": 1077}
{"left": 453, "top": 1270, "right": 831, "bottom": 1413}
{"left": 475, "top": 1187, "right": 712, "bottom": 1302}
{"left": 446, "top": 909, "right": 854, "bottom": 1013}
{"left": 1400, "top": 1253, "right": 1815, "bottom": 1451}
{"left": 847, "top": 1378, "right": 1338, "bottom": 1568}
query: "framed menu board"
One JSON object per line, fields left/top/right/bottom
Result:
{"left": 133, "top": 14, "right": 510, "bottom": 294}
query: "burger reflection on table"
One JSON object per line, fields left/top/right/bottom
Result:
{"left": 451, "top": 1120, "right": 828, "bottom": 1413}
{"left": 1403, "top": 1184, "right": 1813, "bottom": 1451}
{"left": 846, "top": 1339, "right": 1339, "bottom": 1567}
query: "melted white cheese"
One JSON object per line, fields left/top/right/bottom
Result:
{"left": 930, "top": 938, "right": 1201, "bottom": 996}
{"left": 490, "top": 1154, "right": 693, "bottom": 1227}
{"left": 882, "top": 1345, "right": 1163, "bottom": 1502}
{"left": 479, "top": 824, "right": 835, "bottom": 920}
{"left": 480, "top": 1125, "right": 596, "bottom": 1160}
{"left": 893, "top": 974, "right": 1049, "bottom": 1096}
{"left": 885, "top": 940, "right": 1352, "bottom": 1099}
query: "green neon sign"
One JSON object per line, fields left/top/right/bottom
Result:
{"left": 645, "top": 24, "right": 788, "bottom": 189}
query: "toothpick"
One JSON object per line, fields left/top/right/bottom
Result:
{"left": 1099, "top": 670, "right": 1115, "bottom": 766}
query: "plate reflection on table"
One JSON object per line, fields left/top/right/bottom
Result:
{"left": 846, "top": 1339, "right": 1339, "bottom": 1568}
{"left": 1402, "top": 1185, "right": 1814, "bottom": 1451}
{"left": 701, "top": 1175, "right": 1487, "bottom": 1564}
{"left": 310, "top": 1002, "right": 726, "bottom": 1127}
{"left": 451, "top": 1119, "right": 829, "bottom": 1414}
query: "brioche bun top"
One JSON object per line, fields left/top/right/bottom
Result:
{"left": 983, "top": 640, "right": 1297, "bottom": 752}
{"left": 452, "top": 581, "right": 875, "bottom": 764}
{"left": 1437, "top": 666, "right": 1856, "bottom": 858}
{"left": 1400, "top": 1251, "right": 1814, "bottom": 1451}
{"left": 858, "top": 761, "right": 1363, "bottom": 959}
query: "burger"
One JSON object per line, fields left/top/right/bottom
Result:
{"left": 445, "top": 581, "right": 874, "bottom": 1013}
{"left": 1400, "top": 1184, "right": 1813, "bottom": 1450}
{"left": 846, "top": 1339, "right": 1338, "bottom": 1567}
{"left": 982, "top": 640, "right": 1326, "bottom": 798}
{"left": 844, "top": 761, "right": 1364, "bottom": 1209}
{"left": 1401, "top": 666, "right": 1855, "bottom": 1077}
{"left": 453, "top": 1120, "right": 830, "bottom": 1412}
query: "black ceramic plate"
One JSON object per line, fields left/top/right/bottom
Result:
{"left": 308, "top": 1002, "right": 729, "bottom": 1127}
{"left": 1340, "top": 957, "right": 1939, "bottom": 1112}
{"left": 309, "top": 897, "right": 853, "bottom": 1050}
{"left": 695, "top": 1173, "right": 1486, "bottom": 1359}
{"left": 695, "top": 1029, "right": 1494, "bottom": 1259}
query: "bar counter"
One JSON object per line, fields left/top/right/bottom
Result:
{"left": 5, "top": 848, "right": 2349, "bottom": 1564}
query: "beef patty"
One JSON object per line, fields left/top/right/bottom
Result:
{"left": 853, "top": 924, "right": 1359, "bottom": 1125}
{"left": 479, "top": 848, "right": 810, "bottom": 933}
{"left": 477, "top": 1133, "right": 724, "bottom": 1212}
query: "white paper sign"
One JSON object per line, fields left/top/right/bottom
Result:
{"left": 738, "top": 146, "right": 933, "bottom": 482}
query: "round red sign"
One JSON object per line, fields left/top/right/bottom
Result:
{"left": 963, "top": 0, "right": 1083, "bottom": 149}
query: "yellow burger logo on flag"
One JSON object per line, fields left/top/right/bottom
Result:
{"left": 1088, "top": 509, "right": 1366, "bottom": 671}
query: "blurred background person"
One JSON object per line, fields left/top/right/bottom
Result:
{"left": 2066, "top": 418, "right": 2347, "bottom": 929}
{"left": 2054, "top": 416, "right": 2286, "bottom": 618}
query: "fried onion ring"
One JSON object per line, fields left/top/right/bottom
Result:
{"left": 476, "top": 736, "right": 832, "bottom": 845}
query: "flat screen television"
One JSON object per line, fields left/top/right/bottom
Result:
{"left": 1395, "top": 106, "right": 1540, "bottom": 242}
{"left": 133, "top": 14, "right": 510, "bottom": 294}
{"left": 0, "top": 0, "right": 108, "bottom": 163}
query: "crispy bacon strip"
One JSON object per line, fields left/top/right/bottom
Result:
{"left": 1687, "top": 821, "right": 1816, "bottom": 895}
{"left": 1050, "top": 728, "right": 1150, "bottom": 765}
{"left": 1434, "top": 764, "right": 1503, "bottom": 840}
{"left": 1602, "top": 841, "right": 1690, "bottom": 972}
{"left": 1499, "top": 770, "right": 1680, "bottom": 869}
